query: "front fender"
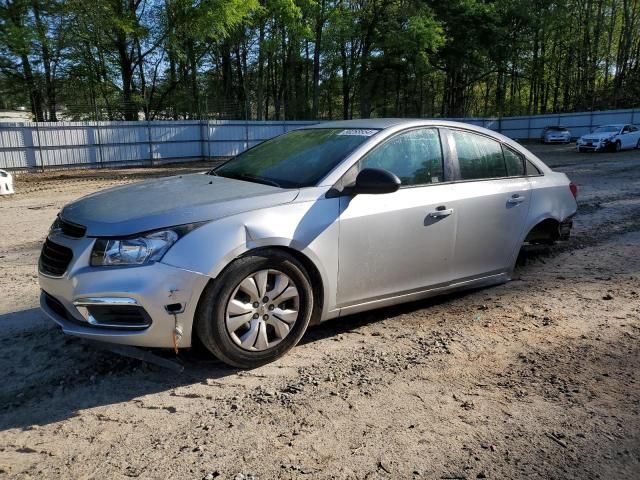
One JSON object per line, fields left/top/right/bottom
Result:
{"left": 161, "top": 193, "right": 341, "bottom": 319}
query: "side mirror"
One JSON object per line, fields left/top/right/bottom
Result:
{"left": 351, "top": 168, "right": 401, "bottom": 195}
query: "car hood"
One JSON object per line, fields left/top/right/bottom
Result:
{"left": 60, "top": 173, "right": 299, "bottom": 237}
{"left": 581, "top": 133, "right": 616, "bottom": 142}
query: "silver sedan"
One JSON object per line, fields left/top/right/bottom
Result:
{"left": 39, "top": 119, "right": 578, "bottom": 368}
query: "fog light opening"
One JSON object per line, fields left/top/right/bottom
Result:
{"left": 165, "top": 303, "right": 185, "bottom": 314}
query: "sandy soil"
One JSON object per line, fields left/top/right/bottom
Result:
{"left": 0, "top": 146, "right": 639, "bottom": 479}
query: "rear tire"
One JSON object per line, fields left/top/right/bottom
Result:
{"left": 195, "top": 249, "right": 313, "bottom": 369}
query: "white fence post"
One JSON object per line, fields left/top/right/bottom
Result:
{"left": 34, "top": 121, "right": 44, "bottom": 172}
{"left": 147, "top": 120, "right": 153, "bottom": 166}
{"left": 95, "top": 121, "right": 104, "bottom": 167}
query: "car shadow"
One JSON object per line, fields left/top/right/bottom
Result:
{"left": 0, "top": 289, "right": 470, "bottom": 432}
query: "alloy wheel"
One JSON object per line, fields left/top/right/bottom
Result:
{"left": 225, "top": 269, "right": 300, "bottom": 351}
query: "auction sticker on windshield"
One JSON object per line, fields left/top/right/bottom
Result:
{"left": 338, "top": 129, "right": 378, "bottom": 136}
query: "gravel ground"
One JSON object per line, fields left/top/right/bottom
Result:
{"left": 0, "top": 145, "right": 639, "bottom": 479}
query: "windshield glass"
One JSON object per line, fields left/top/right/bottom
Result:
{"left": 593, "top": 126, "right": 620, "bottom": 133}
{"left": 213, "top": 128, "right": 377, "bottom": 188}
{"left": 547, "top": 126, "right": 567, "bottom": 131}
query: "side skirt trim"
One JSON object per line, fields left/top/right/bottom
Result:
{"left": 334, "top": 271, "right": 510, "bottom": 318}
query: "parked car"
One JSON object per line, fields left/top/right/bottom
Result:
{"left": 39, "top": 119, "right": 578, "bottom": 368}
{"left": 541, "top": 126, "right": 571, "bottom": 144}
{"left": 0, "top": 169, "right": 14, "bottom": 195}
{"left": 576, "top": 124, "right": 640, "bottom": 152}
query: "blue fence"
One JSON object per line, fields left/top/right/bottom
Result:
{"left": 0, "top": 109, "right": 637, "bottom": 170}
{"left": 451, "top": 108, "right": 638, "bottom": 141}
{"left": 0, "top": 120, "right": 317, "bottom": 170}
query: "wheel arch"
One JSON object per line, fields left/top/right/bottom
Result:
{"left": 196, "top": 244, "right": 326, "bottom": 327}
{"left": 238, "top": 246, "right": 325, "bottom": 325}
{"left": 523, "top": 217, "right": 561, "bottom": 244}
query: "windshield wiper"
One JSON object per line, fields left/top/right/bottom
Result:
{"left": 220, "top": 172, "right": 282, "bottom": 188}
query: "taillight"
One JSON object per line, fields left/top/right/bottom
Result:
{"left": 569, "top": 182, "right": 578, "bottom": 199}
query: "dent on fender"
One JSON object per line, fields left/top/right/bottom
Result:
{"left": 161, "top": 198, "right": 336, "bottom": 279}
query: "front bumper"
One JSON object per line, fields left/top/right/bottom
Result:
{"left": 38, "top": 233, "right": 210, "bottom": 348}
{"left": 577, "top": 141, "right": 609, "bottom": 151}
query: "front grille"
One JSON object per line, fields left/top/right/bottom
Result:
{"left": 59, "top": 218, "right": 86, "bottom": 238}
{"left": 39, "top": 239, "right": 73, "bottom": 276}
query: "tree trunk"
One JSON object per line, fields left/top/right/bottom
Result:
{"left": 340, "top": 42, "right": 350, "bottom": 119}
{"left": 32, "top": 0, "right": 57, "bottom": 121}
{"left": 256, "top": 22, "right": 265, "bottom": 120}
{"left": 21, "top": 54, "right": 44, "bottom": 121}
{"left": 311, "top": 0, "right": 325, "bottom": 119}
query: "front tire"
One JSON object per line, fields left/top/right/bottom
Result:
{"left": 615, "top": 140, "right": 622, "bottom": 152}
{"left": 195, "top": 249, "right": 313, "bottom": 368}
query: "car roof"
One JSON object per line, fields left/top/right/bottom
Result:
{"left": 303, "top": 118, "right": 504, "bottom": 132}
{"left": 302, "top": 118, "right": 522, "bottom": 149}
{"left": 304, "top": 118, "right": 409, "bottom": 129}
{"left": 597, "top": 124, "right": 626, "bottom": 128}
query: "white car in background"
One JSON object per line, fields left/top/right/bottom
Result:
{"left": 576, "top": 124, "right": 640, "bottom": 152}
{"left": 541, "top": 126, "right": 571, "bottom": 144}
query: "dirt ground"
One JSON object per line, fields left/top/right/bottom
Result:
{"left": 0, "top": 145, "right": 639, "bottom": 479}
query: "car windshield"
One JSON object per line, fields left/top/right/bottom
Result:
{"left": 547, "top": 127, "right": 567, "bottom": 131}
{"left": 593, "top": 126, "right": 620, "bottom": 133}
{"left": 212, "top": 128, "right": 378, "bottom": 188}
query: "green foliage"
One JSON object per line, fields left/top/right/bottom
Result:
{"left": 0, "top": 0, "right": 637, "bottom": 121}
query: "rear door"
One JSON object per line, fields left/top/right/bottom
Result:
{"left": 443, "top": 129, "right": 532, "bottom": 281}
{"left": 337, "top": 128, "right": 457, "bottom": 307}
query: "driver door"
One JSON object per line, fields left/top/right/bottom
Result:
{"left": 337, "top": 128, "right": 457, "bottom": 307}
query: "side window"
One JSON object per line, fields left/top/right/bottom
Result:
{"left": 452, "top": 130, "right": 506, "bottom": 180}
{"left": 525, "top": 159, "right": 542, "bottom": 176}
{"left": 360, "top": 128, "right": 444, "bottom": 186}
{"left": 622, "top": 126, "right": 630, "bottom": 133}
{"left": 502, "top": 145, "right": 525, "bottom": 177}
{"left": 630, "top": 126, "right": 639, "bottom": 132}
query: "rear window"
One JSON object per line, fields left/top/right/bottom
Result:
{"left": 452, "top": 130, "right": 543, "bottom": 179}
{"left": 452, "top": 130, "right": 506, "bottom": 180}
{"left": 526, "top": 159, "right": 542, "bottom": 176}
{"left": 503, "top": 146, "right": 525, "bottom": 177}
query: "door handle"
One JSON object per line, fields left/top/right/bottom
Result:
{"left": 428, "top": 208, "right": 454, "bottom": 218}
{"left": 507, "top": 195, "right": 525, "bottom": 205}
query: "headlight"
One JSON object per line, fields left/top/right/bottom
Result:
{"left": 90, "top": 223, "right": 203, "bottom": 266}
